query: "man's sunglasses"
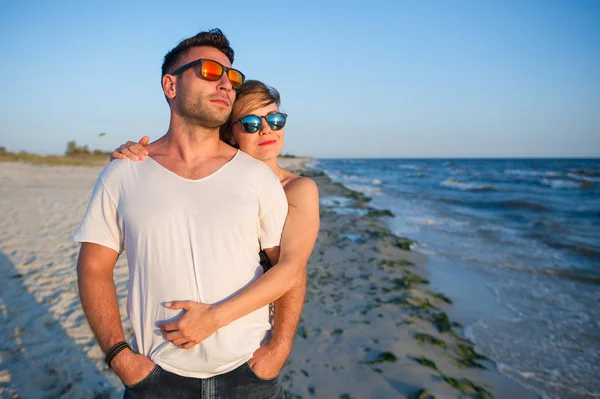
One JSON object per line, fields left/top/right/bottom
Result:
{"left": 171, "top": 59, "right": 245, "bottom": 90}
{"left": 233, "top": 112, "right": 288, "bottom": 133}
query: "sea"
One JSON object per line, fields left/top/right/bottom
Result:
{"left": 311, "top": 158, "right": 600, "bottom": 399}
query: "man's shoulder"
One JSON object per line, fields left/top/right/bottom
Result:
{"left": 98, "top": 158, "right": 146, "bottom": 188}
{"left": 232, "top": 151, "right": 277, "bottom": 178}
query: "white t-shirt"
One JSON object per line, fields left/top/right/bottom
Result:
{"left": 73, "top": 150, "right": 288, "bottom": 378}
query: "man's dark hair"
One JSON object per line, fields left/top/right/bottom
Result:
{"left": 161, "top": 28, "right": 234, "bottom": 77}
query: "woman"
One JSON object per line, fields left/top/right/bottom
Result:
{"left": 111, "top": 80, "right": 320, "bottom": 380}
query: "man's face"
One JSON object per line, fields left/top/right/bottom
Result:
{"left": 171, "top": 46, "right": 237, "bottom": 128}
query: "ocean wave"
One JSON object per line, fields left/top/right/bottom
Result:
{"left": 446, "top": 199, "right": 549, "bottom": 212}
{"left": 407, "top": 173, "right": 425, "bottom": 178}
{"left": 544, "top": 240, "right": 600, "bottom": 259}
{"left": 496, "top": 263, "right": 600, "bottom": 285}
{"left": 441, "top": 178, "right": 496, "bottom": 191}
{"left": 541, "top": 179, "right": 594, "bottom": 189}
{"left": 505, "top": 169, "right": 561, "bottom": 177}
{"left": 501, "top": 200, "right": 549, "bottom": 212}
{"left": 372, "top": 179, "right": 383, "bottom": 185}
{"left": 568, "top": 167, "right": 600, "bottom": 177}
{"left": 567, "top": 173, "right": 600, "bottom": 183}
{"left": 342, "top": 174, "right": 375, "bottom": 184}
{"left": 443, "top": 252, "right": 600, "bottom": 285}
{"left": 398, "top": 164, "right": 423, "bottom": 170}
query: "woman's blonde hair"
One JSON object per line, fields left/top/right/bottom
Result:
{"left": 221, "top": 80, "right": 281, "bottom": 147}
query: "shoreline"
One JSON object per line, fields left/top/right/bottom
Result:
{"left": 0, "top": 160, "right": 535, "bottom": 398}
{"left": 280, "top": 157, "right": 538, "bottom": 398}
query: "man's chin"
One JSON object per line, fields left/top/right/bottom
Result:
{"left": 183, "top": 110, "right": 230, "bottom": 129}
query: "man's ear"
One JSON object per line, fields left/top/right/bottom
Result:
{"left": 162, "top": 75, "right": 176, "bottom": 100}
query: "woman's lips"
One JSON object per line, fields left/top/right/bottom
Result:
{"left": 258, "top": 140, "right": 277, "bottom": 146}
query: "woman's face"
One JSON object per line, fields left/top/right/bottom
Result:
{"left": 232, "top": 102, "right": 285, "bottom": 162}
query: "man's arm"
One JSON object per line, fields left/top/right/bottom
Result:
{"left": 77, "top": 242, "right": 154, "bottom": 385}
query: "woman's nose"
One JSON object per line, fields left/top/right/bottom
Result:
{"left": 258, "top": 118, "right": 272, "bottom": 135}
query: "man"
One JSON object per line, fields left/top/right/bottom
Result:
{"left": 74, "top": 29, "right": 299, "bottom": 398}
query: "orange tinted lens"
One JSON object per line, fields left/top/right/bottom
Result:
{"left": 201, "top": 60, "right": 224, "bottom": 81}
{"left": 227, "top": 70, "right": 244, "bottom": 89}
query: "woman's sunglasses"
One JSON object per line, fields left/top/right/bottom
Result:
{"left": 234, "top": 112, "right": 288, "bottom": 133}
{"left": 171, "top": 59, "right": 245, "bottom": 90}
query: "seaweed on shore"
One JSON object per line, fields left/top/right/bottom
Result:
{"left": 392, "top": 273, "right": 429, "bottom": 289}
{"left": 429, "top": 312, "right": 452, "bottom": 333}
{"left": 455, "top": 344, "right": 488, "bottom": 369}
{"left": 298, "top": 170, "right": 325, "bottom": 178}
{"left": 411, "top": 389, "right": 436, "bottom": 399}
{"left": 395, "top": 238, "right": 414, "bottom": 251}
{"left": 443, "top": 376, "right": 493, "bottom": 399}
{"left": 381, "top": 259, "right": 414, "bottom": 268}
{"left": 361, "top": 351, "right": 398, "bottom": 365}
{"left": 368, "top": 208, "right": 395, "bottom": 217}
{"left": 413, "top": 356, "right": 439, "bottom": 371}
{"left": 427, "top": 291, "right": 453, "bottom": 304}
{"left": 414, "top": 333, "right": 446, "bottom": 349}
{"left": 367, "top": 229, "right": 393, "bottom": 239}
{"left": 331, "top": 182, "right": 372, "bottom": 203}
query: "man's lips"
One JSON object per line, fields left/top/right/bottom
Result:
{"left": 258, "top": 140, "right": 277, "bottom": 146}
{"left": 210, "top": 99, "right": 230, "bottom": 107}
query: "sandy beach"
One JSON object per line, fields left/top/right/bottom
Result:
{"left": 0, "top": 159, "right": 536, "bottom": 398}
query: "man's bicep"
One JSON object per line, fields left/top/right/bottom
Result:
{"left": 77, "top": 242, "right": 120, "bottom": 277}
{"left": 73, "top": 177, "right": 124, "bottom": 254}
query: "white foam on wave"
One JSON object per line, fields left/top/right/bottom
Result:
{"left": 399, "top": 164, "right": 422, "bottom": 170}
{"left": 329, "top": 207, "right": 369, "bottom": 216}
{"left": 320, "top": 196, "right": 353, "bottom": 208}
{"left": 441, "top": 178, "right": 496, "bottom": 191}
{"left": 505, "top": 169, "right": 561, "bottom": 177}
{"left": 567, "top": 173, "right": 600, "bottom": 183}
{"left": 540, "top": 179, "right": 585, "bottom": 189}
{"left": 343, "top": 174, "right": 373, "bottom": 183}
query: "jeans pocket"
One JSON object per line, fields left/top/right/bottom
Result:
{"left": 244, "top": 362, "right": 278, "bottom": 382}
{"left": 125, "top": 365, "right": 160, "bottom": 390}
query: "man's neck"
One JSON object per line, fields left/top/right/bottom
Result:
{"left": 154, "top": 117, "right": 224, "bottom": 164}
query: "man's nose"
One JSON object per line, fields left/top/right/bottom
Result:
{"left": 217, "top": 72, "right": 233, "bottom": 92}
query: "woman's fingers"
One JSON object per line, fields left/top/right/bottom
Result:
{"left": 119, "top": 145, "right": 140, "bottom": 161}
{"left": 123, "top": 141, "right": 148, "bottom": 159}
{"left": 130, "top": 144, "right": 147, "bottom": 158}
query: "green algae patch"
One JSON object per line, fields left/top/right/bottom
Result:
{"left": 381, "top": 259, "right": 414, "bottom": 268}
{"left": 414, "top": 356, "right": 439, "bottom": 371}
{"left": 392, "top": 273, "right": 429, "bottom": 289}
{"left": 429, "top": 312, "right": 452, "bottom": 333}
{"left": 361, "top": 351, "right": 398, "bottom": 365}
{"left": 428, "top": 291, "right": 453, "bottom": 304}
{"left": 368, "top": 209, "right": 395, "bottom": 217}
{"left": 443, "top": 376, "right": 493, "bottom": 399}
{"left": 411, "top": 389, "right": 436, "bottom": 399}
{"left": 455, "top": 344, "right": 488, "bottom": 369}
{"left": 414, "top": 333, "right": 447, "bottom": 349}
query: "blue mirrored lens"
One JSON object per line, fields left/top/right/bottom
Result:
{"left": 241, "top": 115, "right": 261, "bottom": 133}
{"left": 267, "top": 113, "right": 286, "bottom": 130}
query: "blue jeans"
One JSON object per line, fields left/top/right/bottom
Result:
{"left": 123, "top": 362, "right": 284, "bottom": 399}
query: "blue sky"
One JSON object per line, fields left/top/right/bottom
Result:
{"left": 1, "top": 0, "right": 598, "bottom": 158}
